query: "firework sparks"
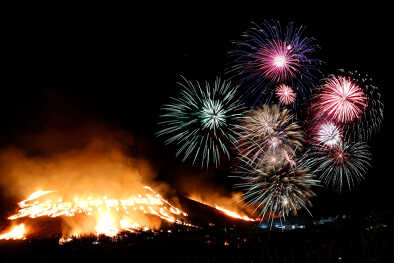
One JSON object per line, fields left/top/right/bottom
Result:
{"left": 233, "top": 158, "right": 319, "bottom": 222}
{"left": 257, "top": 40, "right": 299, "bottom": 82}
{"left": 300, "top": 141, "right": 371, "bottom": 191}
{"left": 316, "top": 75, "right": 367, "bottom": 123}
{"left": 275, "top": 84, "right": 296, "bottom": 105}
{"left": 314, "top": 122, "right": 342, "bottom": 147}
{"left": 238, "top": 104, "right": 303, "bottom": 168}
{"left": 341, "top": 70, "right": 384, "bottom": 141}
{"left": 156, "top": 76, "right": 245, "bottom": 168}
{"left": 228, "top": 20, "right": 322, "bottom": 104}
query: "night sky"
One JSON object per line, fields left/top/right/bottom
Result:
{"left": 1, "top": 5, "right": 392, "bottom": 219}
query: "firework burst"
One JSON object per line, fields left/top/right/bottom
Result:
{"left": 234, "top": 157, "right": 319, "bottom": 222}
{"left": 275, "top": 84, "right": 296, "bottom": 105}
{"left": 228, "top": 20, "right": 322, "bottom": 104}
{"left": 238, "top": 104, "right": 303, "bottom": 168}
{"left": 315, "top": 75, "right": 367, "bottom": 123}
{"left": 156, "top": 76, "right": 245, "bottom": 168}
{"left": 300, "top": 141, "right": 371, "bottom": 191}
{"left": 313, "top": 70, "right": 383, "bottom": 141}
{"left": 257, "top": 40, "right": 299, "bottom": 82}
{"left": 312, "top": 121, "right": 342, "bottom": 147}
{"left": 343, "top": 71, "right": 384, "bottom": 141}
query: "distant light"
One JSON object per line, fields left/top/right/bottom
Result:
{"left": 259, "top": 224, "right": 268, "bottom": 229}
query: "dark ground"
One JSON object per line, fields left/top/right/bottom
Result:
{"left": 0, "top": 215, "right": 393, "bottom": 262}
{"left": 1, "top": 197, "right": 393, "bottom": 262}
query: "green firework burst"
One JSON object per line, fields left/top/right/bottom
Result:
{"left": 156, "top": 76, "right": 246, "bottom": 168}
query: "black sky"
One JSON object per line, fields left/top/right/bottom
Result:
{"left": 1, "top": 5, "right": 392, "bottom": 217}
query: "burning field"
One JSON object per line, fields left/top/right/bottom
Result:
{"left": 0, "top": 123, "right": 259, "bottom": 243}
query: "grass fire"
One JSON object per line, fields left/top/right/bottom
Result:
{"left": 0, "top": 124, "right": 259, "bottom": 243}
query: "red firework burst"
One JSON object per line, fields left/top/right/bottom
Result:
{"left": 257, "top": 40, "right": 300, "bottom": 82}
{"left": 275, "top": 84, "right": 296, "bottom": 105}
{"left": 318, "top": 76, "right": 367, "bottom": 123}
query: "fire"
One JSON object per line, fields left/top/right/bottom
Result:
{"left": 0, "top": 224, "right": 26, "bottom": 240}
{"left": 214, "top": 206, "right": 257, "bottom": 222}
{"left": 188, "top": 195, "right": 258, "bottom": 222}
{"left": 6, "top": 186, "right": 191, "bottom": 239}
{"left": 95, "top": 213, "right": 119, "bottom": 237}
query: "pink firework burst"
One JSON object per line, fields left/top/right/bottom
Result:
{"left": 257, "top": 40, "right": 299, "bottom": 82}
{"left": 276, "top": 84, "right": 296, "bottom": 105}
{"left": 318, "top": 76, "right": 367, "bottom": 123}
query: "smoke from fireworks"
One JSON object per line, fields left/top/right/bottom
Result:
{"left": 233, "top": 157, "right": 319, "bottom": 222}
{"left": 300, "top": 141, "right": 371, "bottom": 191}
{"left": 238, "top": 104, "right": 303, "bottom": 168}
{"left": 156, "top": 76, "right": 245, "bottom": 168}
{"left": 228, "top": 20, "right": 322, "bottom": 104}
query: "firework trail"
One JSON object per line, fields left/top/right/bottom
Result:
{"left": 237, "top": 104, "right": 303, "bottom": 168}
{"left": 156, "top": 76, "right": 245, "bottom": 168}
{"left": 299, "top": 141, "right": 371, "bottom": 191}
{"left": 228, "top": 20, "right": 322, "bottom": 105}
{"left": 233, "top": 157, "right": 319, "bottom": 223}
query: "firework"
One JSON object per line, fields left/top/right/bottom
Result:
{"left": 343, "top": 71, "right": 384, "bottom": 141}
{"left": 300, "top": 141, "right": 371, "bottom": 191}
{"left": 313, "top": 70, "right": 383, "bottom": 141}
{"left": 257, "top": 40, "right": 299, "bottom": 82}
{"left": 312, "top": 121, "right": 342, "bottom": 147}
{"left": 228, "top": 20, "right": 322, "bottom": 104}
{"left": 238, "top": 104, "right": 303, "bottom": 168}
{"left": 233, "top": 157, "right": 319, "bottom": 222}
{"left": 275, "top": 84, "right": 296, "bottom": 105}
{"left": 156, "top": 76, "right": 245, "bottom": 168}
{"left": 315, "top": 75, "right": 367, "bottom": 123}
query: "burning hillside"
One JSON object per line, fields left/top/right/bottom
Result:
{"left": 3, "top": 186, "right": 190, "bottom": 240}
{"left": 0, "top": 123, "right": 259, "bottom": 242}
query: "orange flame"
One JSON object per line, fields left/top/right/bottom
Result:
{"left": 0, "top": 224, "right": 26, "bottom": 240}
{"left": 95, "top": 213, "right": 119, "bottom": 237}
{"left": 214, "top": 206, "right": 257, "bottom": 222}
{"left": 6, "top": 186, "right": 192, "bottom": 239}
{"left": 188, "top": 195, "right": 259, "bottom": 222}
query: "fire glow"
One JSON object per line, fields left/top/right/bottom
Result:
{"left": 2, "top": 186, "right": 190, "bottom": 240}
{"left": 188, "top": 196, "right": 258, "bottom": 222}
{"left": 0, "top": 224, "right": 26, "bottom": 240}
{"left": 214, "top": 206, "right": 257, "bottom": 222}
